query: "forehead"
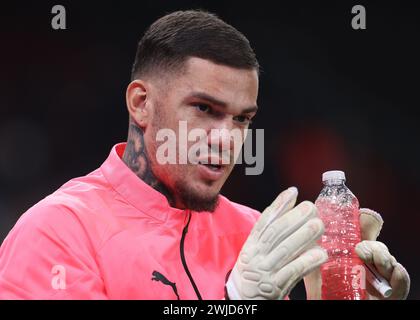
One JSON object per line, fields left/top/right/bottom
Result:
{"left": 171, "top": 57, "right": 259, "bottom": 109}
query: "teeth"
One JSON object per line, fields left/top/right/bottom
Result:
{"left": 198, "top": 161, "right": 220, "bottom": 166}
{"left": 198, "top": 162, "right": 221, "bottom": 170}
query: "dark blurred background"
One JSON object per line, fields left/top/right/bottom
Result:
{"left": 0, "top": 1, "right": 419, "bottom": 299}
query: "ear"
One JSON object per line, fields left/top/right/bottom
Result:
{"left": 126, "top": 80, "right": 150, "bottom": 128}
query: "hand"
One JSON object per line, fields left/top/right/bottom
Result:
{"left": 355, "top": 208, "right": 410, "bottom": 299}
{"left": 304, "top": 208, "right": 410, "bottom": 300}
{"left": 226, "top": 187, "right": 328, "bottom": 300}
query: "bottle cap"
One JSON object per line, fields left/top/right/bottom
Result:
{"left": 322, "top": 170, "right": 346, "bottom": 182}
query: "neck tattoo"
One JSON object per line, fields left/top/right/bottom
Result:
{"left": 122, "top": 120, "right": 176, "bottom": 206}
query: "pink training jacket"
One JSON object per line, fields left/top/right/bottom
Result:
{"left": 0, "top": 143, "right": 260, "bottom": 299}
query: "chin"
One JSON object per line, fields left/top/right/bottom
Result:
{"left": 175, "top": 179, "right": 221, "bottom": 212}
{"left": 194, "top": 180, "right": 222, "bottom": 196}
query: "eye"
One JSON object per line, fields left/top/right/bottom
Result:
{"left": 194, "top": 104, "right": 211, "bottom": 113}
{"left": 233, "top": 115, "right": 252, "bottom": 124}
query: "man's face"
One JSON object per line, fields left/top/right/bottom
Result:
{"left": 144, "top": 57, "right": 259, "bottom": 211}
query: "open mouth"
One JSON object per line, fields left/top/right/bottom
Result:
{"left": 196, "top": 159, "right": 225, "bottom": 181}
{"left": 198, "top": 161, "right": 222, "bottom": 171}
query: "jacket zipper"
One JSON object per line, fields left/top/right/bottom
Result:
{"left": 180, "top": 210, "right": 202, "bottom": 300}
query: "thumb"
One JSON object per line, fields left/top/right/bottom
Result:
{"left": 359, "top": 208, "right": 383, "bottom": 241}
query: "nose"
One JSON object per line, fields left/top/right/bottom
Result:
{"left": 207, "top": 120, "right": 235, "bottom": 152}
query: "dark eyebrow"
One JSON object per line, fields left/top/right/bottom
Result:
{"left": 189, "top": 91, "right": 258, "bottom": 114}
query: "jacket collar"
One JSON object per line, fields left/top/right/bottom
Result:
{"left": 100, "top": 143, "right": 185, "bottom": 222}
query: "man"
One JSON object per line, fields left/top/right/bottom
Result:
{"left": 0, "top": 10, "right": 410, "bottom": 300}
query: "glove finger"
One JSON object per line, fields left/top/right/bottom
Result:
{"left": 355, "top": 240, "right": 395, "bottom": 280}
{"left": 259, "top": 215, "right": 324, "bottom": 272}
{"left": 253, "top": 187, "right": 298, "bottom": 238}
{"left": 239, "top": 188, "right": 299, "bottom": 264}
{"left": 275, "top": 246, "right": 328, "bottom": 298}
{"left": 259, "top": 201, "right": 318, "bottom": 254}
{"left": 359, "top": 208, "right": 383, "bottom": 241}
{"left": 389, "top": 263, "right": 410, "bottom": 300}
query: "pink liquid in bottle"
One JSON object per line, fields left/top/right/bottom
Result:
{"left": 315, "top": 170, "right": 366, "bottom": 300}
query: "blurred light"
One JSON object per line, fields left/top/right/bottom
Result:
{"left": 276, "top": 122, "right": 349, "bottom": 200}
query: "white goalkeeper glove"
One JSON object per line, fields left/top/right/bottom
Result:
{"left": 226, "top": 187, "right": 328, "bottom": 300}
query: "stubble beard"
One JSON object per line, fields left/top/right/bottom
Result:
{"left": 150, "top": 105, "right": 221, "bottom": 213}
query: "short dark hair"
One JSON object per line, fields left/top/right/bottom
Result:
{"left": 131, "top": 10, "right": 259, "bottom": 80}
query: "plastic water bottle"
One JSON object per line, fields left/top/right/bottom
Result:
{"left": 315, "top": 170, "right": 366, "bottom": 300}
